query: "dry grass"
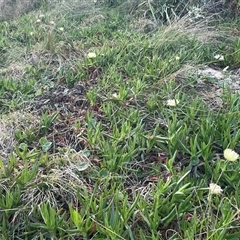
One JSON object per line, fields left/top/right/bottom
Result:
{"left": 0, "top": 62, "right": 27, "bottom": 81}
{"left": 48, "top": 0, "right": 100, "bottom": 17}
{"left": 153, "top": 13, "right": 230, "bottom": 49}
{"left": 0, "top": 119, "right": 15, "bottom": 160}
{"left": 0, "top": 0, "right": 44, "bottom": 20}
{"left": 20, "top": 154, "right": 91, "bottom": 207}
{"left": 0, "top": 111, "right": 40, "bottom": 161}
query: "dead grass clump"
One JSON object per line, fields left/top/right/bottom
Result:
{"left": 48, "top": 0, "right": 99, "bottom": 17}
{"left": 21, "top": 155, "right": 91, "bottom": 207}
{"left": 0, "top": 62, "right": 26, "bottom": 81}
{"left": 0, "top": 111, "right": 40, "bottom": 161}
{"left": 0, "top": 0, "right": 43, "bottom": 20}
{"left": 153, "top": 13, "right": 230, "bottom": 49}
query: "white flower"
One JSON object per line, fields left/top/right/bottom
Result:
{"left": 167, "top": 99, "right": 179, "bottom": 106}
{"left": 59, "top": 27, "right": 64, "bottom": 32}
{"left": 87, "top": 52, "right": 96, "bottom": 58}
{"left": 214, "top": 54, "right": 224, "bottom": 61}
{"left": 36, "top": 19, "right": 41, "bottom": 23}
{"left": 39, "top": 14, "right": 45, "bottom": 18}
{"left": 49, "top": 21, "right": 55, "bottom": 25}
{"left": 112, "top": 93, "right": 118, "bottom": 98}
{"left": 175, "top": 56, "right": 180, "bottom": 61}
{"left": 209, "top": 183, "right": 223, "bottom": 195}
{"left": 224, "top": 148, "right": 239, "bottom": 162}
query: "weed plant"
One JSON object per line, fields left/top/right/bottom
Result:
{"left": 1, "top": 0, "right": 240, "bottom": 239}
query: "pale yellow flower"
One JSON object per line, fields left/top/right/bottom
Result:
{"left": 214, "top": 54, "right": 224, "bottom": 61}
{"left": 36, "top": 19, "right": 41, "bottom": 23}
{"left": 167, "top": 99, "right": 179, "bottom": 106}
{"left": 87, "top": 52, "right": 96, "bottom": 58}
{"left": 175, "top": 56, "right": 180, "bottom": 61}
{"left": 59, "top": 27, "right": 64, "bottom": 32}
{"left": 224, "top": 148, "right": 239, "bottom": 161}
{"left": 49, "top": 21, "right": 55, "bottom": 25}
{"left": 209, "top": 183, "right": 223, "bottom": 195}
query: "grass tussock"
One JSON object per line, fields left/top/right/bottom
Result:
{"left": 1, "top": 0, "right": 240, "bottom": 239}
{"left": 0, "top": 0, "right": 46, "bottom": 20}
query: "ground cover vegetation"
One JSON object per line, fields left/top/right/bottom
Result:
{"left": 1, "top": 0, "right": 240, "bottom": 239}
